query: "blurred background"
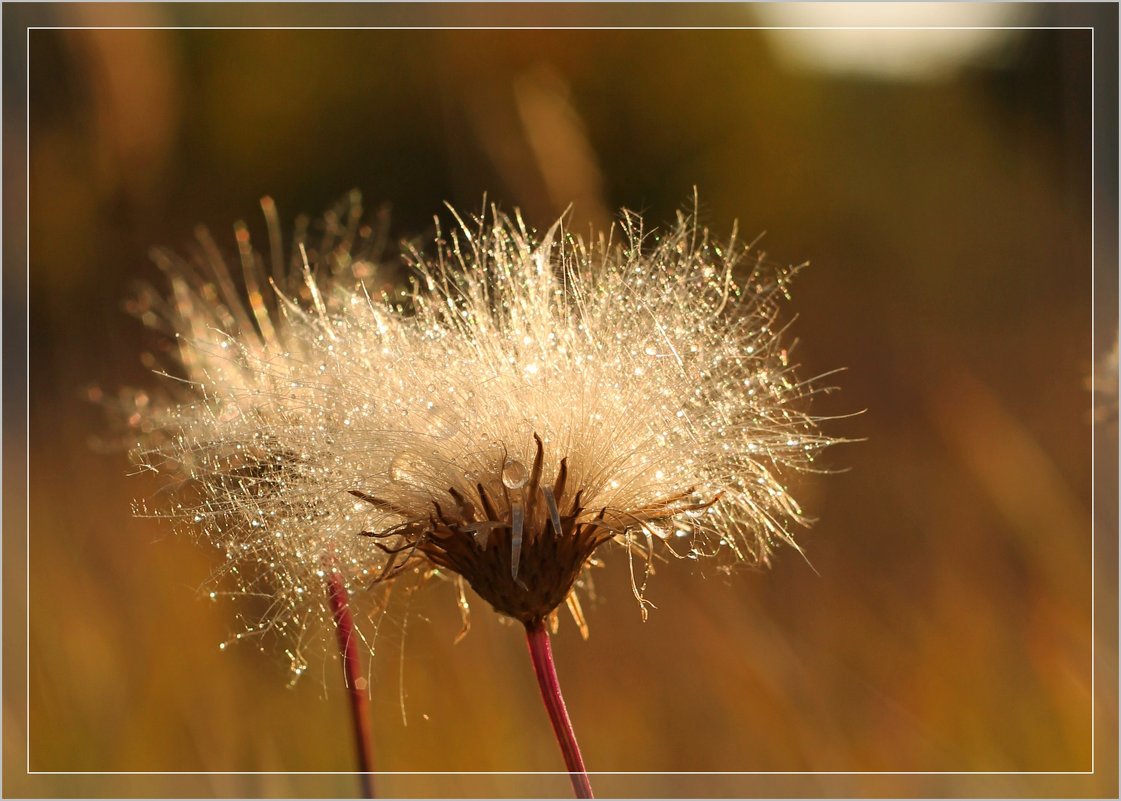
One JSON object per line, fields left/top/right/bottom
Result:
{"left": 6, "top": 2, "right": 1118, "bottom": 798}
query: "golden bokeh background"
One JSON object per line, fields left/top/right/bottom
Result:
{"left": 6, "top": 3, "right": 1117, "bottom": 798}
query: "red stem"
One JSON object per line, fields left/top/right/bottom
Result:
{"left": 524, "top": 622, "right": 594, "bottom": 799}
{"left": 327, "top": 572, "right": 376, "bottom": 799}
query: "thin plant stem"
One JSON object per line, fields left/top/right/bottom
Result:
{"left": 327, "top": 571, "right": 376, "bottom": 799}
{"left": 524, "top": 621, "right": 594, "bottom": 799}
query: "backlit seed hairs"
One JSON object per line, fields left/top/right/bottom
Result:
{"left": 128, "top": 194, "right": 838, "bottom": 673}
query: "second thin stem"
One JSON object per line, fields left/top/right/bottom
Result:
{"left": 524, "top": 621, "right": 594, "bottom": 799}
{"left": 327, "top": 571, "right": 376, "bottom": 799}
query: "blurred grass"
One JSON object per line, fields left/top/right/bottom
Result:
{"left": 7, "top": 4, "right": 1117, "bottom": 798}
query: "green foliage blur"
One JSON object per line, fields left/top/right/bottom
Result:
{"left": 10, "top": 3, "right": 1117, "bottom": 798}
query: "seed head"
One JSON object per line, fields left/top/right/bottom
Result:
{"left": 129, "top": 193, "right": 838, "bottom": 660}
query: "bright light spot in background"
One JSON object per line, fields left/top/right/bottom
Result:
{"left": 753, "top": 3, "right": 1028, "bottom": 81}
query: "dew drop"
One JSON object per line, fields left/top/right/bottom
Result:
{"left": 685, "top": 491, "right": 708, "bottom": 518}
{"left": 390, "top": 455, "right": 421, "bottom": 483}
{"left": 501, "top": 459, "right": 528, "bottom": 490}
{"left": 425, "top": 404, "right": 460, "bottom": 438}
{"left": 217, "top": 404, "right": 240, "bottom": 423}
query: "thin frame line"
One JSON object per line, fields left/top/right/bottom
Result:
{"left": 1089, "top": 21, "right": 1096, "bottom": 778}
{"left": 21, "top": 21, "right": 1098, "bottom": 779}
{"left": 24, "top": 21, "right": 32, "bottom": 782}
{"left": 24, "top": 770, "right": 1100, "bottom": 777}
{"left": 25, "top": 25, "right": 1098, "bottom": 31}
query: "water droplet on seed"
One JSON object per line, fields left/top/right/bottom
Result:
{"left": 425, "top": 404, "right": 460, "bottom": 438}
{"left": 217, "top": 404, "right": 240, "bottom": 422}
{"left": 390, "top": 455, "right": 421, "bottom": 484}
{"left": 501, "top": 459, "right": 528, "bottom": 490}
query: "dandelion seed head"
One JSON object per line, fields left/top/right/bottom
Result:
{"left": 129, "top": 193, "right": 838, "bottom": 654}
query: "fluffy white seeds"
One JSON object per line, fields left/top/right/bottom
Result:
{"left": 129, "top": 194, "right": 836, "bottom": 668}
